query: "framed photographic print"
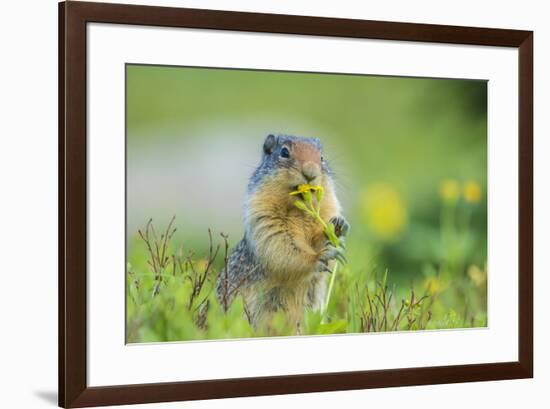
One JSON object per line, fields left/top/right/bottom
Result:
{"left": 59, "top": 1, "right": 533, "bottom": 407}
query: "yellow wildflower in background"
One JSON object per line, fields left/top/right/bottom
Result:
{"left": 195, "top": 259, "right": 210, "bottom": 271}
{"left": 467, "top": 265, "right": 486, "bottom": 288}
{"left": 424, "top": 276, "right": 441, "bottom": 295}
{"left": 463, "top": 181, "right": 482, "bottom": 203}
{"left": 439, "top": 179, "right": 460, "bottom": 202}
{"left": 361, "top": 183, "right": 408, "bottom": 241}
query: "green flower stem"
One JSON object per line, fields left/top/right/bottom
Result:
{"left": 291, "top": 185, "right": 343, "bottom": 320}
{"left": 323, "top": 262, "right": 339, "bottom": 317}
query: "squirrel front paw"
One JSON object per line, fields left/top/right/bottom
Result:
{"left": 329, "top": 216, "right": 350, "bottom": 238}
{"left": 316, "top": 241, "right": 347, "bottom": 272}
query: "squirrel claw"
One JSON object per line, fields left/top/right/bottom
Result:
{"left": 338, "top": 239, "right": 347, "bottom": 250}
{"left": 316, "top": 259, "right": 331, "bottom": 273}
{"left": 334, "top": 251, "right": 347, "bottom": 265}
{"left": 319, "top": 242, "right": 347, "bottom": 267}
{"left": 330, "top": 216, "right": 350, "bottom": 238}
{"left": 332, "top": 246, "right": 347, "bottom": 264}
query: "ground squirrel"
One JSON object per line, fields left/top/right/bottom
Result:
{"left": 216, "top": 134, "right": 349, "bottom": 329}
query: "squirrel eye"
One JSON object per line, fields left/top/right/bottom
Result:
{"left": 280, "top": 147, "right": 290, "bottom": 158}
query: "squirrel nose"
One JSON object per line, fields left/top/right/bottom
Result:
{"left": 302, "top": 162, "right": 321, "bottom": 182}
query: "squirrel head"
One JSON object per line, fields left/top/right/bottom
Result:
{"left": 248, "top": 134, "right": 332, "bottom": 194}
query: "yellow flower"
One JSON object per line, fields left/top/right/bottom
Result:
{"left": 439, "top": 179, "right": 460, "bottom": 202}
{"left": 424, "top": 277, "right": 441, "bottom": 295}
{"left": 290, "top": 183, "right": 338, "bottom": 247}
{"left": 289, "top": 183, "right": 322, "bottom": 196}
{"left": 467, "top": 265, "right": 486, "bottom": 288}
{"left": 361, "top": 184, "right": 408, "bottom": 241}
{"left": 195, "top": 259, "right": 210, "bottom": 271}
{"left": 463, "top": 181, "right": 482, "bottom": 203}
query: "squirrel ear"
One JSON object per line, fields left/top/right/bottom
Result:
{"left": 263, "top": 134, "right": 277, "bottom": 155}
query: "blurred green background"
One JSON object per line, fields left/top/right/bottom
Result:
{"left": 126, "top": 64, "right": 487, "bottom": 342}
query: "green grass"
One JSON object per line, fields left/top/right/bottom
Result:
{"left": 126, "top": 191, "right": 487, "bottom": 343}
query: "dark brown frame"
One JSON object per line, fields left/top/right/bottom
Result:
{"left": 59, "top": 1, "right": 533, "bottom": 407}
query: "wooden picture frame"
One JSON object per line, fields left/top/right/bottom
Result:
{"left": 59, "top": 1, "right": 533, "bottom": 407}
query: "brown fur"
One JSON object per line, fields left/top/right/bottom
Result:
{"left": 242, "top": 164, "right": 341, "bottom": 328}
{"left": 293, "top": 141, "right": 321, "bottom": 164}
